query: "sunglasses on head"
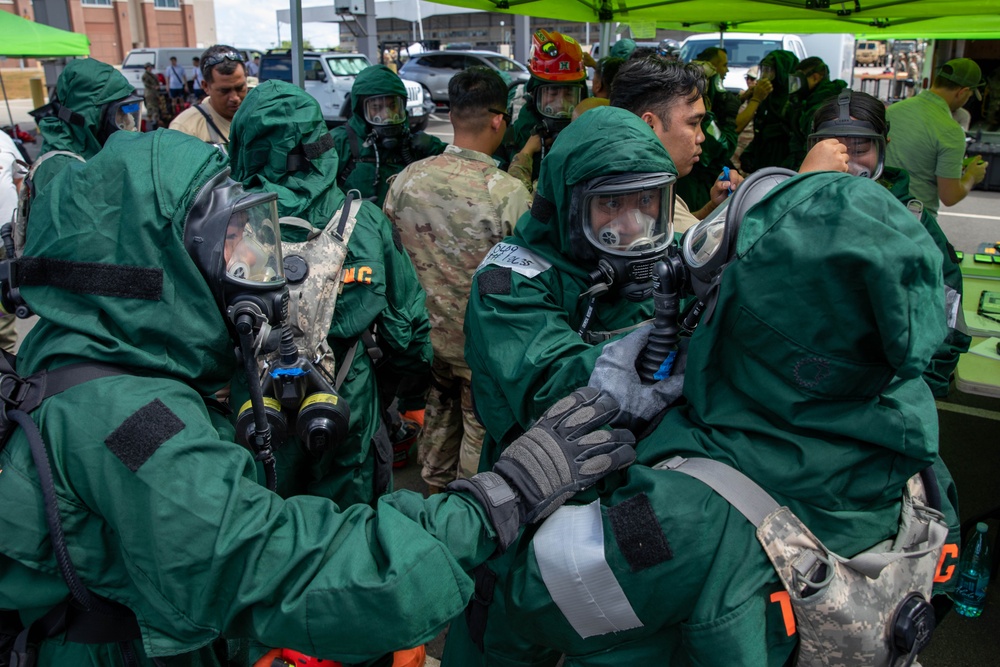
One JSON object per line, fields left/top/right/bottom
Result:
{"left": 202, "top": 51, "right": 244, "bottom": 71}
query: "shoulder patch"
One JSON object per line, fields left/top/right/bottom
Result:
{"left": 105, "top": 399, "right": 185, "bottom": 472}
{"left": 608, "top": 493, "right": 673, "bottom": 573}
{"left": 478, "top": 267, "right": 512, "bottom": 296}
{"left": 478, "top": 242, "right": 552, "bottom": 278}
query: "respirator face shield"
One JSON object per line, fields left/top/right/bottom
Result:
{"left": 788, "top": 72, "right": 806, "bottom": 95}
{"left": 807, "top": 90, "right": 886, "bottom": 179}
{"left": 99, "top": 94, "right": 143, "bottom": 143}
{"left": 184, "top": 170, "right": 286, "bottom": 340}
{"left": 681, "top": 167, "right": 796, "bottom": 303}
{"left": 363, "top": 94, "right": 407, "bottom": 127}
{"left": 576, "top": 172, "right": 676, "bottom": 302}
{"left": 759, "top": 64, "right": 776, "bottom": 81}
{"left": 582, "top": 173, "right": 674, "bottom": 257}
{"left": 534, "top": 84, "right": 582, "bottom": 120}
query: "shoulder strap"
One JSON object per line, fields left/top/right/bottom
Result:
{"left": 192, "top": 105, "right": 227, "bottom": 145}
{"left": 654, "top": 455, "right": 779, "bottom": 527}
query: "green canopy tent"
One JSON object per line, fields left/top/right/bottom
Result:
{"left": 0, "top": 11, "right": 90, "bottom": 126}
{"left": 428, "top": 0, "right": 1000, "bottom": 39}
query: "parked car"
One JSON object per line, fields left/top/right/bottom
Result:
{"left": 855, "top": 40, "right": 888, "bottom": 67}
{"left": 680, "top": 33, "right": 808, "bottom": 91}
{"left": 259, "top": 50, "right": 428, "bottom": 132}
{"left": 121, "top": 47, "right": 204, "bottom": 94}
{"left": 398, "top": 50, "right": 529, "bottom": 109}
{"left": 588, "top": 41, "right": 661, "bottom": 60}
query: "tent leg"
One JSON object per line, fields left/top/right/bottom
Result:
{"left": 0, "top": 69, "right": 15, "bottom": 128}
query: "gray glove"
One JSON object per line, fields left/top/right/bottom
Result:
{"left": 449, "top": 387, "right": 636, "bottom": 550}
{"left": 588, "top": 325, "right": 686, "bottom": 432}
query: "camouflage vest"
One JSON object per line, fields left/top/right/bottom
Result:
{"left": 276, "top": 191, "right": 363, "bottom": 382}
{"left": 655, "top": 455, "right": 947, "bottom": 667}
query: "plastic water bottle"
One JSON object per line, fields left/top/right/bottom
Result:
{"left": 953, "top": 522, "right": 991, "bottom": 618}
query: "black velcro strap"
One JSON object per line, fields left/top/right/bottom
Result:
{"left": 607, "top": 493, "right": 673, "bottom": 573}
{"left": 477, "top": 267, "right": 512, "bottom": 296}
{"left": 464, "top": 564, "right": 497, "bottom": 653}
{"left": 302, "top": 132, "right": 335, "bottom": 160}
{"left": 56, "top": 104, "right": 85, "bottom": 126}
{"left": 105, "top": 399, "right": 184, "bottom": 472}
{"left": 530, "top": 194, "right": 556, "bottom": 223}
{"left": 18, "top": 257, "right": 163, "bottom": 301}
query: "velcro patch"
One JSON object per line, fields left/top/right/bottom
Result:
{"left": 478, "top": 267, "right": 512, "bottom": 296}
{"left": 105, "top": 399, "right": 185, "bottom": 472}
{"left": 608, "top": 493, "right": 673, "bottom": 572}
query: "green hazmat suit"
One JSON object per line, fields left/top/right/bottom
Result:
{"left": 495, "top": 173, "right": 962, "bottom": 666}
{"left": 34, "top": 58, "right": 136, "bottom": 191}
{"left": 331, "top": 65, "right": 446, "bottom": 208}
{"left": 739, "top": 50, "right": 799, "bottom": 173}
{"left": 229, "top": 81, "right": 433, "bottom": 506}
{"left": 501, "top": 76, "right": 589, "bottom": 176}
{"left": 879, "top": 166, "right": 972, "bottom": 396}
{"left": 443, "top": 106, "right": 674, "bottom": 667}
{"left": 788, "top": 77, "right": 849, "bottom": 167}
{"left": 0, "top": 130, "right": 500, "bottom": 666}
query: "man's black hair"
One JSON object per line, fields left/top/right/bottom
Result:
{"left": 697, "top": 46, "right": 727, "bottom": 63}
{"left": 610, "top": 57, "right": 706, "bottom": 127}
{"left": 811, "top": 90, "right": 888, "bottom": 137}
{"left": 449, "top": 66, "right": 509, "bottom": 130}
{"left": 596, "top": 57, "right": 626, "bottom": 90}
{"left": 796, "top": 56, "right": 829, "bottom": 79}
{"left": 201, "top": 44, "right": 246, "bottom": 83}
{"left": 628, "top": 46, "right": 658, "bottom": 61}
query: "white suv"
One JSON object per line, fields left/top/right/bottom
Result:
{"left": 258, "top": 50, "right": 428, "bottom": 131}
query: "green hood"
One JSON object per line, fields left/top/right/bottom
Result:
{"left": 648, "top": 172, "right": 946, "bottom": 550}
{"left": 513, "top": 105, "right": 675, "bottom": 275}
{"left": 38, "top": 58, "right": 137, "bottom": 159}
{"left": 229, "top": 80, "right": 345, "bottom": 228}
{"left": 18, "top": 130, "right": 237, "bottom": 394}
{"left": 759, "top": 49, "right": 799, "bottom": 116}
{"left": 346, "top": 65, "right": 408, "bottom": 136}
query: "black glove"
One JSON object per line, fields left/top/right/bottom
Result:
{"left": 449, "top": 387, "right": 636, "bottom": 550}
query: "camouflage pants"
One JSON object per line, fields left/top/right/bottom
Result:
{"left": 418, "top": 359, "right": 485, "bottom": 488}
{"left": 0, "top": 314, "right": 16, "bottom": 353}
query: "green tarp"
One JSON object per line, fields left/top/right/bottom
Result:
{"left": 0, "top": 11, "right": 90, "bottom": 58}
{"left": 429, "top": 0, "right": 1000, "bottom": 38}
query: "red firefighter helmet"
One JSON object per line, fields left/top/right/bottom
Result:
{"left": 529, "top": 29, "right": 586, "bottom": 82}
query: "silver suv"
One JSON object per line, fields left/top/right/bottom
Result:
{"left": 259, "top": 50, "right": 428, "bottom": 131}
{"left": 399, "top": 51, "right": 529, "bottom": 109}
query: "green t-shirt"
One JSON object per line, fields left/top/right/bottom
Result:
{"left": 885, "top": 90, "right": 966, "bottom": 215}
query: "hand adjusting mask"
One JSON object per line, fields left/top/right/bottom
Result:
{"left": 576, "top": 172, "right": 675, "bottom": 302}
{"left": 807, "top": 89, "right": 885, "bottom": 180}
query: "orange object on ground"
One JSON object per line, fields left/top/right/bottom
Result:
{"left": 392, "top": 645, "right": 426, "bottom": 667}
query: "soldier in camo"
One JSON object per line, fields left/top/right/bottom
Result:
{"left": 384, "top": 67, "right": 530, "bottom": 493}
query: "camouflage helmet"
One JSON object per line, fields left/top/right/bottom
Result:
{"left": 529, "top": 29, "right": 586, "bottom": 83}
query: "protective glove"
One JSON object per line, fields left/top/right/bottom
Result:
{"left": 588, "top": 325, "right": 687, "bottom": 432}
{"left": 448, "top": 387, "right": 635, "bottom": 550}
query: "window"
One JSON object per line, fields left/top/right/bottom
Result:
{"left": 81, "top": 0, "right": 112, "bottom": 6}
{"left": 485, "top": 56, "right": 526, "bottom": 73}
{"left": 304, "top": 59, "right": 326, "bottom": 82}
{"left": 154, "top": 0, "right": 180, "bottom": 8}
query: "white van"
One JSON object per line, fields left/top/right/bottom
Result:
{"left": 680, "top": 34, "right": 807, "bottom": 91}
{"left": 122, "top": 48, "right": 204, "bottom": 94}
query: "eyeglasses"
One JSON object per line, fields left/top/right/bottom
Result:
{"left": 745, "top": 75, "right": 757, "bottom": 81}
{"left": 202, "top": 50, "right": 244, "bottom": 71}
{"left": 489, "top": 107, "right": 512, "bottom": 125}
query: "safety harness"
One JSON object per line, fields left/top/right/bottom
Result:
{"left": 0, "top": 354, "right": 142, "bottom": 667}
{"left": 656, "top": 456, "right": 946, "bottom": 667}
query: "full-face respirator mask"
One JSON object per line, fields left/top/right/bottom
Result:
{"left": 574, "top": 172, "right": 675, "bottom": 304}
{"left": 807, "top": 89, "right": 886, "bottom": 180}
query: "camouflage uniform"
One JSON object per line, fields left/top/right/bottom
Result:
{"left": 384, "top": 144, "right": 530, "bottom": 487}
{"left": 142, "top": 69, "right": 162, "bottom": 128}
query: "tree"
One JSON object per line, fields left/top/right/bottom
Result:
{"left": 280, "top": 39, "right": 314, "bottom": 50}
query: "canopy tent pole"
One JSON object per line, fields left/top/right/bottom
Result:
{"left": 288, "top": 0, "right": 305, "bottom": 89}
{"left": 1, "top": 69, "right": 14, "bottom": 128}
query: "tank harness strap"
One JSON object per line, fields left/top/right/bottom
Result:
{"left": 339, "top": 125, "right": 376, "bottom": 187}
{"left": 192, "top": 104, "right": 228, "bottom": 146}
